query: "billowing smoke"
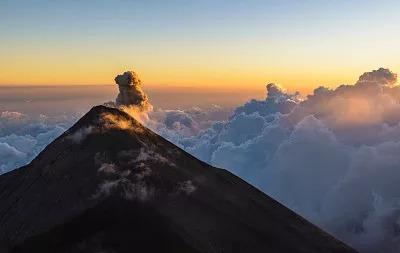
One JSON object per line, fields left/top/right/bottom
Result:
{"left": 113, "top": 71, "right": 152, "bottom": 123}
{"left": 164, "top": 68, "right": 400, "bottom": 253}
{"left": 115, "top": 71, "right": 151, "bottom": 110}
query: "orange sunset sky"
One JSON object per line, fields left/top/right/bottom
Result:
{"left": 1, "top": 1, "right": 400, "bottom": 94}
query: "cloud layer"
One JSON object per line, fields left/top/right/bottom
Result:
{"left": 0, "top": 112, "right": 76, "bottom": 174}
{"left": 167, "top": 68, "right": 400, "bottom": 252}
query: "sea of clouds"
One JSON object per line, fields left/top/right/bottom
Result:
{"left": 153, "top": 68, "right": 400, "bottom": 253}
{"left": 2, "top": 68, "right": 400, "bottom": 252}
{"left": 0, "top": 111, "right": 77, "bottom": 174}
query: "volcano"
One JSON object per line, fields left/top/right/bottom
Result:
{"left": 0, "top": 105, "right": 357, "bottom": 253}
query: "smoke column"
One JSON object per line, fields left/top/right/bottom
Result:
{"left": 113, "top": 70, "right": 152, "bottom": 123}
{"left": 114, "top": 70, "right": 152, "bottom": 111}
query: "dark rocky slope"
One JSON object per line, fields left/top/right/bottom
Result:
{"left": 0, "top": 105, "right": 357, "bottom": 253}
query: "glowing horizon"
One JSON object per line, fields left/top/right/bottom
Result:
{"left": 1, "top": 0, "right": 400, "bottom": 94}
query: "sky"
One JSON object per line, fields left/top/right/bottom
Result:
{"left": 1, "top": 0, "right": 400, "bottom": 93}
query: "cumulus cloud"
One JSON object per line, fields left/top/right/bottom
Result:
{"left": 147, "top": 106, "right": 232, "bottom": 142}
{"left": 164, "top": 110, "right": 198, "bottom": 131}
{"left": 356, "top": 67, "right": 397, "bottom": 86}
{"left": 233, "top": 83, "right": 300, "bottom": 117}
{"left": 162, "top": 68, "right": 400, "bottom": 253}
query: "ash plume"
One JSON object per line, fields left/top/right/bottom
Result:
{"left": 111, "top": 70, "right": 153, "bottom": 123}
{"left": 114, "top": 70, "right": 152, "bottom": 111}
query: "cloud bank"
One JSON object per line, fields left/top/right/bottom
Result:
{"left": 0, "top": 112, "right": 76, "bottom": 174}
{"left": 167, "top": 68, "right": 400, "bottom": 253}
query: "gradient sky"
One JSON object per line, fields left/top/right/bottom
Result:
{"left": 1, "top": 0, "right": 400, "bottom": 93}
